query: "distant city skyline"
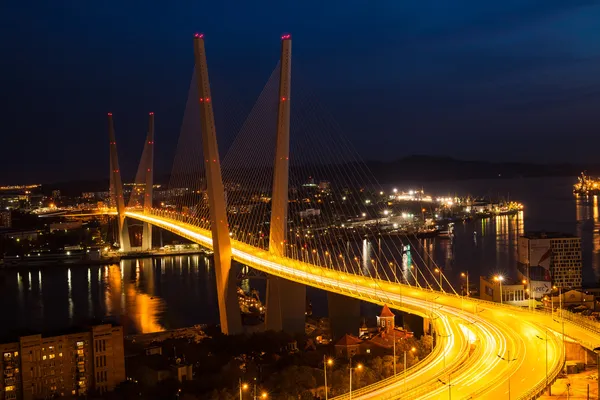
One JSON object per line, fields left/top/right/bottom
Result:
{"left": 2, "top": 1, "right": 600, "bottom": 183}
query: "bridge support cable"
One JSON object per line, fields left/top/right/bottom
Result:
{"left": 193, "top": 33, "right": 242, "bottom": 335}
{"left": 286, "top": 70, "right": 460, "bottom": 298}
{"left": 107, "top": 113, "right": 131, "bottom": 251}
{"left": 220, "top": 65, "right": 280, "bottom": 249}
{"left": 168, "top": 69, "right": 210, "bottom": 228}
{"left": 123, "top": 112, "right": 157, "bottom": 249}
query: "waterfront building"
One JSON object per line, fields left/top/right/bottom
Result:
{"left": 479, "top": 276, "right": 527, "bottom": 305}
{"left": 0, "top": 325, "right": 125, "bottom": 400}
{"left": 518, "top": 232, "right": 582, "bottom": 289}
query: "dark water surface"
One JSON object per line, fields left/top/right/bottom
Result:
{"left": 1, "top": 176, "right": 598, "bottom": 337}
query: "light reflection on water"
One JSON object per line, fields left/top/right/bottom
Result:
{"left": 0, "top": 255, "right": 223, "bottom": 337}
{"left": 1, "top": 177, "right": 600, "bottom": 337}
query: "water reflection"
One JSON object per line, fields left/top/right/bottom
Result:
{"left": 577, "top": 195, "right": 600, "bottom": 283}
{"left": 0, "top": 255, "right": 223, "bottom": 338}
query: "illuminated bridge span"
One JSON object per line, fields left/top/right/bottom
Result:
{"left": 105, "top": 34, "right": 600, "bottom": 399}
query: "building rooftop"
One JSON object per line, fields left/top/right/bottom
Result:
{"left": 335, "top": 334, "right": 362, "bottom": 347}
{"left": 521, "top": 231, "right": 577, "bottom": 240}
{"left": 379, "top": 304, "right": 395, "bottom": 318}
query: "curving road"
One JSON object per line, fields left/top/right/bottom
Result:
{"left": 126, "top": 210, "right": 599, "bottom": 399}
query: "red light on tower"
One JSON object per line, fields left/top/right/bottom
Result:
{"left": 281, "top": 33, "right": 291, "bottom": 40}
{"left": 194, "top": 33, "right": 204, "bottom": 39}
{"left": 149, "top": 112, "right": 154, "bottom": 115}
{"left": 107, "top": 112, "right": 113, "bottom": 116}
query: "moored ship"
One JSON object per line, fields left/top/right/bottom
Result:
{"left": 573, "top": 171, "right": 600, "bottom": 195}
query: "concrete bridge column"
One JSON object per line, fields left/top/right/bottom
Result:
{"left": 423, "top": 317, "right": 431, "bottom": 335}
{"left": 328, "top": 292, "right": 361, "bottom": 342}
{"left": 108, "top": 113, "right": 131, "bottom": 252}
{"left": 141, "top": 112, "right": 155, "bottom": 250}
{"left": 265, "top": 276, "right": 306, "bottom": 334}
{"left": 193, "top": 34, "right": 242, "bottom": 335}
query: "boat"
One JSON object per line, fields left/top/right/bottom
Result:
{"left": 237, "top": 287, "right": 265, "bottom": 317}
{"left": 573, "top": 171, "right": 600, "bottom": 195}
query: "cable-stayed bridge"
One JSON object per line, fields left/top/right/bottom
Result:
{"left": 107, "top": 34, "right": 600, "bottom": 399}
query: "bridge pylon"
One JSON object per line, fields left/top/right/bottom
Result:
{"left": 107, "top": 113, "right": 131, "bottom": 251}
{"left": 264, "top": 34, "right": 306, "bottom": 334}
{"left": 141, "top": 112, "right": 155, "bottom": 250}
{"left": 193, "top": 34, "right": 242, "bottom": 335}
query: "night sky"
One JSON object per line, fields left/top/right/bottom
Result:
{"left": 2, "top": 1, "right": 600, "bottom": 184}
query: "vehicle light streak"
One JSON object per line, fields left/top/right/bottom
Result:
{"left": 127, "top": 211, "right": 572, "bottom": 400}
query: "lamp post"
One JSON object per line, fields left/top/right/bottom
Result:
{"left": 404, "top": 347, "right": 416, "bottom": 392}
{"left": 239, "top": 379, "right": 248, "bottom": 400}
{"left": 497, "top": 350, "right": 517, "bottom": 400}
{"left": 393, "top": 329, "right": 396, "bottom": 376}
{"left": 536, "top": 330, "right": 551, "bottom": 395}
{"left": 323, "top": 356, "right": 333, "bottom": 400}
{"left": 494, "top": 275, "right": 504, "bottom": 304}
{"left": 438, "top": 375, "right": 453, "bottom": 400}
{"left": 348, "top": 358, "right": 363, "bottom": 400}
{"left": 434, "top": 268, "right": 443, "bottom": 291}
{"left": 553, "top": 286, "right": 567, "bottom": 374}
{"left": 461, "top": 272, "right": 469, "bottom": 297}
{"left": 593, "top": 347, "right": 600, "bottom": 400}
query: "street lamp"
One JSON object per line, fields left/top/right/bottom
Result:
{"left": 535, "top": 330, "right": 551, "bottom": 395}
{"left": 404, "top": 347, "right": 416, "bottom": 392}
{"left": 461, "top": 272, "right": 469, "bottom": 297}
{"left": 497, "top": 350, "right": 517, "bottom": 400}
{"left": 434, "top": 268, "right": 443, "bottom": 291}
{"left": 593, "top": 347, "right": 600, "bottom": 399}
{"left": 323, "top": 356, "right": 333, "bottom": 400}
{"left": 553, "top": 285, "right": 563, "bottom": 319}
{"left": 438, "top": 374, "right": 453, "bottom": 400}
{"left": 239, "top": 379, "right": 248, "bottom": 400}
{"left": 494, "top": 275, "right": 504, "bottom": 304}
{"left": 348, "top": 359, "right": 363, "bottom": 400}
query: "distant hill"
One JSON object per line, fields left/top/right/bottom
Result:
{"left": 43, "top": 156, "right": 594, "bottom": 194}
{"left": 366, "top": 155, "right": 592, "bottom": 184}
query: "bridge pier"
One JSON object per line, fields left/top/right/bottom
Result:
{"left": 193, "top": 34, "right": 242, "bottom": 335}
{"left": 265, "top": 276, "right": 306, "bottom": 334}
{"left": 423, "top": 316, "right": 431, "bottom": 336}
{"left": 328, "top": 292, "right": 361, "bottom": 341}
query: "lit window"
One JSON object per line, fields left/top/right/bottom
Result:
{"left": 58, "top": 353, "right": 63, "bottom": 357}
{"left": 13, "top": 352, "right": 18, "bottom": 357}
{"left": 5, "top": 385, "right": 15, "bottom": 391}
{"left": 49, "top": 354, "right": 55, "bottom": 359}
{"left": 77, "top": 342, "right": 84, "bottom": 347}
{"left": 42, "top": 355, "right": 47, "bottom": 360}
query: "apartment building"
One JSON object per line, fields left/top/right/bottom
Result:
{"left": 0, "top": 325, "right": 124, "bottom": 400}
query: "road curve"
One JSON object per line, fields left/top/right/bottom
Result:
{"left": 127, "top": 211, "right": 598, "bottom": 399}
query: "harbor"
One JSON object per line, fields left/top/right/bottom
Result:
{"left": 573, "top": 171, "right": 600, "bottom": 196}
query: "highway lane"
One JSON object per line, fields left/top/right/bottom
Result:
{"left": 127, "top": 211, "right": 593, "bottom": 399}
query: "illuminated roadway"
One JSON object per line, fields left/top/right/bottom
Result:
{"left": 125, "top": 210, "right": 600, "bottom": 399}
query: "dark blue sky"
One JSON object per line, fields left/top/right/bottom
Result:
{"left": 2, "top": 0, "right": 600, "bottom": 184}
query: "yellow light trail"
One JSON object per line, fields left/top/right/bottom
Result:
{"left": 126, "top": 210, "right": 597, "bottom": 399}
